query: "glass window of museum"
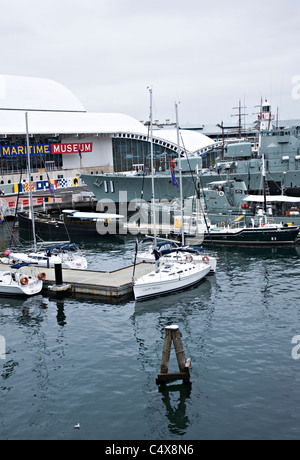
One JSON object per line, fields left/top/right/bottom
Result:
{"left": 0, "top": 138, "right": 62, "bottom": 176}
{"left": 112, "top": 138, "right": 178, "bottom": 172}
{"left": 0, "top": 137, "right": 178, "bottom": 176}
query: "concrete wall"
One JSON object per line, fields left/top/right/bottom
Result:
{"left": 61, "top": 136, "right": 113, "bottom": 170}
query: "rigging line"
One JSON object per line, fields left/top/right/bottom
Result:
{"left": 9, "top": 168, "right": 23, "bottom": 249}
{"left": 132, "top": 236, "right": 139, "bottom": 284}
{"left": 135, "top": 120, "right": 150, "bottom": 235}
{"left": 133, "top": 101, "right": 151, "bottom": 283}
{"left": 151, "top": 90, "right": 160, "bottom": 128}
{"left": 132, "top": 169, "right": 146, "bottom": 284}
{"left": 261, "top": 170, "right": 287, "bottom": 195}
{"left": 179, "top": 131, "right": 214, "bottom": 244}
{"left": 49, "top": 197, "right": 71, "bottom": 242}
{"left": 26, "top": 193, "right": 71, "bottom": 246}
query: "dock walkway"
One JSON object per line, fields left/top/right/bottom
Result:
{"left": 0, "top": 262, "right": 154, "bottom": 301}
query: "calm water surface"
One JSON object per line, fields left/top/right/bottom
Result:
{"left": 0, "top": 226, "right": 300, "bottom": 440}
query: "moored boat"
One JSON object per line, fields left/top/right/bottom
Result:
{"left": 133, "top": 260, "right": 211, "bottom": 301}
{"left": 6, "top": 243, "right": 87, "bottom": 270}
{"left": 0, "top": 262, "right": 44, "bottom": 296}
{"left": 203, "top": 215, "right": 299, "bottom": 246}
{"left": 134, "top": 238, "right": 218, "bottom": 273}
{"left": 18, "top": 209, "right": 124, "bottom": 238}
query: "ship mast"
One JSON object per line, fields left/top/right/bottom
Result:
{"left": 175, "top": 101, "right": 185, "bottom": 245}
{"left": 262, "top": 152, "right": 267, "bottom": 214}
{"left": 25, "top": 112, "right": 37, "bottom": 252}
{"left": 231, "top": 99, "right": 247, "bottom": 139}
{"left": 148, "top": 87, "right": 157, "bottom": 247}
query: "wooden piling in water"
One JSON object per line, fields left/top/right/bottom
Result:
{"left": 156, "top": 325, "right": 191, "bottom": 385}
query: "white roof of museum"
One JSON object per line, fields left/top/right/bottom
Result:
{"left": 0, "top": 75, "right": 215, "bottom": 153}
{"left": 0, "top": 74, "right": 86, "bottom": 112}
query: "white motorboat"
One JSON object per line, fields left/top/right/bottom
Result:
{"left": 0, "top": 263, "right": 44, "bottom": 296}
{"left": 6, "top": 243, "right": 87, "bottom": 270}
{"left": 133, "top": 259, "right": 211, "bottom": 301}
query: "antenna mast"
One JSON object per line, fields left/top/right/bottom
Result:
{"left": 231, "top": 99, "right": 248, "bottom": 139}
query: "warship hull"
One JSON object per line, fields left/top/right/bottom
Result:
{"left": 81, "top": 173, "right": 198, "bottom": 207}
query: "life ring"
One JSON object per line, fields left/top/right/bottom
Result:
{"left": 219, "top": 191, "right": 225, "bottom": 197}
{"left": 220, "top": 222, "right": 226, "bottom": 227}
{"left": 203, "top": 256, "right": 210, "bottom": 264}
{"left": 186, "top": 255, "right": 193, "bottom": 262}
{"left": 20, "top": 276, "right": 29, "bottom": 286}
{"left": 38, "top": 272, "right": 46, "bottom": 281}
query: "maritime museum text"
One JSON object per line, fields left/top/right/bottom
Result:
{"left": 0, "top": 142, "right": 93, "bottom": 156}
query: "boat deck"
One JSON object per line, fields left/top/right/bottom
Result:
{"left": 0, "top": 262, "right": 155, "bottom": 301}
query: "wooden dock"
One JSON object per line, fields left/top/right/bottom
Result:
{"left": 0, "top": 262, "right": 154, "bottom": 301}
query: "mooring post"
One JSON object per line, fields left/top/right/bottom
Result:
{"left": 172, "top": 327, "right": 187, "bottom": 373}
{"left": 160, "top": 325, "right": 176, "bottom": 374}
{"left": 48, "top": 263, "right": 71, "bottom": 293}
{"left": 156, "top": 325, "right": 191, "bottom": 385}
{"left": 54, "top": 263, "right": 63, "bottom": 286}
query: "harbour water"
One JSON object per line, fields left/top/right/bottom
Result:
{"left": 0, "top": 225, "right": 300, "bottom": 440}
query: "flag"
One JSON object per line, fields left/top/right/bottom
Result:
{"left": 46, "top": 173, "right": 55, "bottom": 194}
{"left": 0, "top": 213, "right": 4, "bottom": 224}
{"left": 170, "top": 164, "right": 179, "bottom": 188}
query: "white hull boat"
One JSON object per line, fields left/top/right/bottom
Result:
{"left": 0, "top": 263, "right": 44, "bottom": 296}
{"left": 134, "top": 260, "right": 211, "bottom": 301}
{"left": 133, "top": 237, "right": 218, "bottom": 274}
{"left": 133, "top": 93, "right": 214, "bottom": 301}
{"left": 135, "top": 242, "right": 217, "bottom": 273}
{"left": 6, "top": 243, "right": 87, "bottom": 270}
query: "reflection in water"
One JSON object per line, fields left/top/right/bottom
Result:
{"left": 131, "top": 279, "right": 216, "bottom": 438}
{"left": 1, "top": 224, "right": 299, "bottom": 439}
{"left": 158, "top": 383, "right": 192, "bottom": 436}
{"left": 1, "top": 359, "right": 19, "bottom": 380}
{"left": 55, "top": 299, "right": 67, "bottom": 327}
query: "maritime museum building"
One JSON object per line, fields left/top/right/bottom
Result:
{"left": 0, "top": 75, "right": 216, "bottom": 193}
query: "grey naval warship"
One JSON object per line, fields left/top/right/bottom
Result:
{"left": 81, "top": 100, "right": 300, "bottom": 209}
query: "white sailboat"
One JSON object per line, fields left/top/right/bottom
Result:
{"left": 4, "top": 113, "right": 87, "bottom": 270}
{"left": 7, "top": 242, "right": 88, "bottom": 270}
{"left": 134, "top": 238, "right": 218, "bottom": 273}
{"left": 133, "top": 94, "right": 211, "bottom": 301}
{"left": 133, "top": 259, "right": 211, "bottom": 301}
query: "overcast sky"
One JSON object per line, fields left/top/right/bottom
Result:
{"left": 1, "top": 0, "right": 300, "bottom": 126}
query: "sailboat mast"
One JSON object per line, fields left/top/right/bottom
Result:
{"left": 175, "top": 102, "right": 185, "bottom": 245}
{"left": 25, "top": 112, "right": 37, "bottom": 252}
{"left": 149, "top": 88, "right": 157, "bottom": 246}
{"left": 262, "top": 152, "right": 267, "bottom": 214}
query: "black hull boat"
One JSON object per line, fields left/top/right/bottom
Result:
{"left": 18, "top": 210, "right": 124, "bottom": 239}
{"left": 203, "top": 224, "right": 299, "bottom": 246}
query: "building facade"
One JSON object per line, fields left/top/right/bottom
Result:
{"left": 0, "top": 75, "right": 216, "bottom": 194}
